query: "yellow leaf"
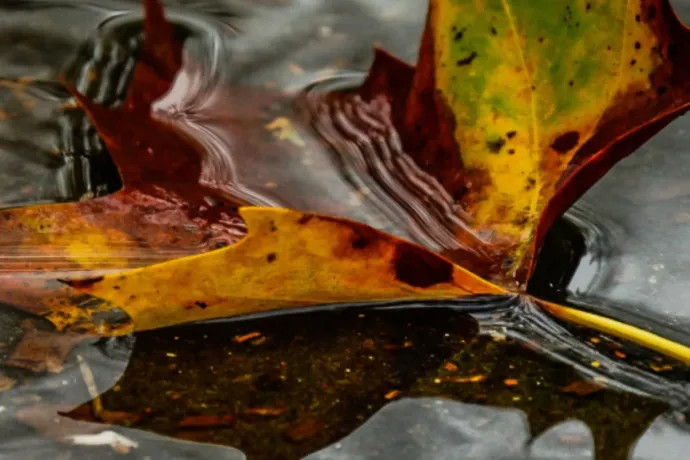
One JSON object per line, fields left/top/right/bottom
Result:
{"left": 49, "top": 207, "right": 503, "bottom": 335}
{"left": 402, "top": 0, "right": 690, "bottom": 279}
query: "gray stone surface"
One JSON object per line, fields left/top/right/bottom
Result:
{"left": 305, "top": 397, "right": 531, "bottom": 460}
{"left": 529, "top": 420, "right": 594, "bottom": 460}
{"left": 630, "top": 413, "right": 690, "bottom": 460}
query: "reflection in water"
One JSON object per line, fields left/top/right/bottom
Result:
{"left": 303, "top": 77, "right": 487, "bottom": 257}
{"left": 1, "top": 0, "right": 690, "bottom": 458}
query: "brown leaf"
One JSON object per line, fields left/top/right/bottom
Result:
{"left": 284, "top": 418, "right": 324, "bottom": 443}
{"left": 242, "top": 407, "right": 287, "bottom": 417}
{"left": 51, "top": 208, "right": 501, "bottom": 335}
{"left": 177, "top": 414, "right": 235, "bottom": 429}
{"left": 4, "top": 320, "right": 88, "bottom": 373}
{"left": 562, "top": 380, "right": 605, "bottom": 397}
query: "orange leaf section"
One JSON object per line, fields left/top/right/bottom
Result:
{"left": 47, "top": 208, "right": 504, "bottom": 335}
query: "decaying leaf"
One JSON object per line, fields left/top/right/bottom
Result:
{"left": 0, "top": 0, "right": 245, "bottom": 318}
{"left": 177, "top": 414, "right": 235, "bottom": 430}
{"left": 4, "top": 320, "right": 89, "bottom": 373}
{"left": 48, "top": 207, "right": 503, "bottom": 335}
{"left": 0, "top": 0, "right": 244, "bottom": 272}
{"left": 352, "top": 0, "right": 690, "bottom": 282}
{"left": 4, "top": 0, "right": 690, "bottom": 380}
{"left": 562, "top": 379, "right": 605, "bottom": 397}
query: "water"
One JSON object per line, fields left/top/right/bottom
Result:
{"left": 1, "top": 0, "right": 690, "bottom": 458}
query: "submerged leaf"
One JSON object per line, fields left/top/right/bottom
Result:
{"left": 355, "top": 0, "right": 690, "bottom": 282}
{"left": 49, "top": 207, "right": 503, "bottom": 335}
{"left": 6, "top": 0, "right": 690, "bottom": 378}
{"left": 0, "top": 0, "right": 245, "bottom": 314}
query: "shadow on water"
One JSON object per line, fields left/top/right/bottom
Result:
{"left": 2, "top": 0, "right": 690, "bottom": 459}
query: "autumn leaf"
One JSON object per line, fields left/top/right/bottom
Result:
{"left": 48, "top": 206, "right": 690, "bottom": 365}
{"left": 5, "top": 0, "right": 690, "bottom": 373}
{"left": 348, "top": 0, "right": 690, "bottom": 283}
{"left": 0, "top": 0, "right": 247, "bottom": 314}
{"left": 1, "top": 0, "right": 245, "bottom": 266}
{"left": 48, "top": 207, "right": 503, "bottom": 335}
{"left": 2, "top": 0, "right": 679, "bottom": 368}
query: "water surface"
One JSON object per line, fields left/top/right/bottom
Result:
{"left": 1, "top": 0, "right": 690, "bottom": 458}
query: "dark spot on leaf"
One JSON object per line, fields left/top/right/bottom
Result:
{"left": 528, "top": 177, "right": 536, "bottom": 186}
{"left": 630, "top": 59, "right": 637, "bottom": 66}
{"left": 452, "top": 186, "right": 469, "bottom": 202}
{"left": 568, "top": 80, "right": 574, "bottom": 87}
{"left": 454, "top": 30, "right": 464, "bottom": 41}
{"left": 392, "top": 244, "right": 454, "bottom": 288}
{"left": 298, "top": 214, "right": 314, "bottom": 225}
{"left": 490, "top": 26, "right": 497, "bottom": 35}
{"left": 648, "top": 5, "right": 656, "bottom": 20}
{"left": 195, "top": 301, "right": 208, "bottom": 309}
{"left": 635, "top": 41, "right": 641, "bottom": 50}
{"left": 513, "top": 212, "right": 529, "bottom": 226}
{"left": 508, "top": 149, "right": 515, "bottom": 155}
{"left": 487, "top": 137, "right": 506, "bottom": 153}
{"left": 538, "top": 37, "right": 544, "bottom": 43}
{"left": 657, "top": 86, "right": 668, "bottom": 96}
{"left": 269, "top": 220, "right": 278, "bottom": 232}
{"left": 506, "top": 131, "right": 517, "bottom": 139}
{"left": 586, "top": 2, "right": 591, "bottom": 10}
{"left": 267, "top": 253, "right": 277, "bottom": 263}
{"left": 456, "top": 52, "right": 478, "bottom": 66}
{"left": 551, "top": 131, "right": 580, "bottom": 154}
{"left": 494, "top": 205, "right": 509, "bottom": 221}
{"left": 635, "top": 14, "right": 641, "bottom": 22}
{"left": 60, "top": 277, "right": 104, "bottom": 289}
{"left": 351, "top": 234, "right": 370, "bottom": 249}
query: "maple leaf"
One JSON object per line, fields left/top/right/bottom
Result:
{"left": 4, "top": 0, "right": 690, "bottom": 371}
{"left": 50, "top": 206, "right": 690, "bottom": 365}
{"left": 48, "top": 207, "right": 503, "bottom": 335}
{"left": 0, "top": 0, "right": 246, "bottom": 313}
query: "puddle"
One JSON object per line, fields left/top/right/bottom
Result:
{"left": 2, "top": 0, "right": 690, "bottom": 458}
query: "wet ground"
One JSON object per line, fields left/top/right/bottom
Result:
{"left": 2, "top": 0, "right": 690, "bottom": 458}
